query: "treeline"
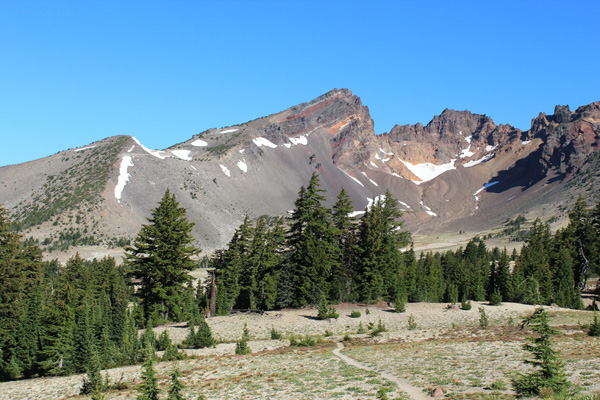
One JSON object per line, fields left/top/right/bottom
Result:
{"left": 0, "top": 247, "right": 145, "bottom": 380}
{"left": 209, "top": 175, "right": 599, "bottom": 314}
{"left": 209, "top": 173, "right": 410, "bottom": 314}
{"left": 0, "top": 191, "right": 208, "bottom": 382}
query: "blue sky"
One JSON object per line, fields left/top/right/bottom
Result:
{"left": 1, "top": 1, "right": 599, "bottom": 166}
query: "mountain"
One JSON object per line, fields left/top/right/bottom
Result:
{"left": 1, "top": 89, "right": 599, "bottom": 260}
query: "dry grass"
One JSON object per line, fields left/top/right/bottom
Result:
{"left": 1, "top": 302, "right": 598, "bottom": 400}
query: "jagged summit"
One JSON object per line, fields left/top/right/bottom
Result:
{"left": 1, "top": 89, "right": 599, "bottom": 260}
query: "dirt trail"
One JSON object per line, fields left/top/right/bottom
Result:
{"left": 332, "top": 341, "right": 430, "bottom": 400}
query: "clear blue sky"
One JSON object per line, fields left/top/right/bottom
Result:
{"left": 1, "top": 0, "right": 599, "bottom": 166}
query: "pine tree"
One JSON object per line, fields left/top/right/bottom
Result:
{"left": 356, "top": 191, "right": 409, "bottom": 302}
{"left": 137, "top": 346, "right": 160, "bottom": 400}
{"left": 167, "top": 368, "right": 186, "bottom": 400}
{"left": 125, "top": 189, "right": 200, "bottom": 323}
{"left": 330, "top": 188, "right": 358, "bottom": 302}
{"left": 234, "top": 323, "right": 251, "bottom": 355}
{"left": 512, "top": 308, "right": 570, "bottom": 397}
{"left": 213, "top": 216, "right": 253, "bottom": 315}
{"left": 288, "top": 173, "right": 338, "bottom": 306}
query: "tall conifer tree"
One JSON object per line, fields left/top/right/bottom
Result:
{"left": 125, "top": 190, "right": 200, "bottom": 323}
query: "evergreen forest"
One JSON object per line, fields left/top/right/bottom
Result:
{"left": 1, "top": 173, "right": 599, "bottom": 383}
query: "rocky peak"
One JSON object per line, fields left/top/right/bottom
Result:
{"left": 531, "top": 102, "right": 600, "bottom": 175}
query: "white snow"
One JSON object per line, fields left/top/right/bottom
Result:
{"left": 220, "top": 164, "right": 231, "bottom": 177}
{"left": 465, "top": 135, "right": 472, "bottom": 144}
{"left": 283, "top": 143, "right": 292, "bottom": 148}
{"left": 74, "top": 145, "right": 96, "bottom": 152}
{"left": 252, "top": 137, "right": 278, "bottom": 148}
{"left": 522, "top": 140, "right": 531, "bottom": 145}
{"left": 339, "top": 169, "right": 364, "bottom": 187}
{"left": 370, "top": 161, "right": 378, "bottom": 168}
{"left": 460, "top": 144, "right": 475, "bottom": 158}
{"left": 348, "top": 211, "right": 365, "bottom": 217}
{"left": 172, "top": 150, "right": 192, "bottom": 161}
{"left": 399, "top": 158, "right": 456, "bottom": 184}
{"left": 419, "top": 201, "right": 437, "bottom": 217}
{"left": 114, "top": 156, "right": 133, "bottom": 203}
{"left": 239, "top": 149, "right": 245, "bottom": 154}
{"left": 379, "top": 148, "right": 394, "bottom": 156}
{"left": 464, "top": 153, "right": 494, "bottom": 168}
{"left": 127, "top": 145, "right": 135, "bottom": 153}
{"left": 485, "top": 145, "right": 497, "bottom": 152}
{"left": 473, "top": 182, "right": 499, "bottom": 206}
{"left": 361, "top": 171, "right": 378, "bottom": 186}
{"left": 368, "top": 195, "right": 387, "bottom": 209}
{"left": 191, "top": 165, "right": 197, "bottom": 171}
{"left": 132, "top": 137, "right": 167, "bottom": 159}
{"left": 392, "top": 172, "right": 403, "bottom": 178}
{"left": 289, "top": 136, "right": 308, "bottom": 146}
{"left": 220, "top": 128, "right": 239, "bottom": 134}
{"left": 237, "top": 160, "right": 247, "bottom": 173}
{"left": 191, "top": 139, "right": 208, "bottom": 147}
{"left": 374, "top": 153, "right": 390, "bottom": 163}
{"left": 398, "top": 200, "right": 411, "bottom": 209}
{"left": 374, "top": 153, "right": 382, "bottom": 161}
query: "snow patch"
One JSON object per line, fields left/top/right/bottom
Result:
{"left": 237, "top": 160, "right": 247, "bottom": 173}
{"left": 398, "top": 200, "right": 411, "bottom": 209}
{"left": 484, "top": 181, "right": 499, "bottom": 189}
{"left": 191, "top": 139, "right": 208, "bottom": 147}
{"left": 339, "top": 169, "right": 364, "bottom": 187}
{"left": 399, "top": 158, "right": 456, "bottom": 184}
{"left": 464, "top": 153, "right": 494, "bottom": 168}
{"left": 485, "top": 145, "right": 497, "bottom": 152}
{"left": 419, "top": 201, "right": 437, "bottom": 217}
{"left": 370, "top": 161, "right": 378, "bottom": 168}
{"left": 115, "top": 156, "right": 133, "bottom": 203}
{"left": 379, "top": 148, "right": 394, "bottom": 156}
{"left": 132, "top": 137, "right": 167, "bottom": 159}
{"left": 220, "top": 128, "right": 239, "bottom": 134}
{"left": 252, "top": 137, "right": 278, "bottom": 148}
{"left": 74, "top": 145, "right": 96, "bottom": 152}
{"left": 360, "top": 171, "right": 378, "bottom": 186}
{"left": 465, "top": 135, "right": 472, "bottom": 144}
{"left": 239, "top": 149, "right": 245, "bottom": 154}
{"left": 460, "top": 145, "right": 475, "bottom": 158}
{"left": 172, "top": 150, "right": 192, "bottom": 161}
{"left": 392, "top": 172, "right": 402, "bottom": 178}
{"left": 283, "top": 143, "right": 292, "bottom": 148}
{"left": 522, "top": 140, "right": 531, "bottom": 145}
{"left": 220, "top": 164, "right": 231, "bottom": 177}
{"left": 191, "top": 165, "right": 197, "bottom": 171}
{"left": 348, "top": 211, "right": 365, "bottom": 217}
{"left": 127, "top": 145, "right": 135, "bottom": 153}
{"left": 289, "top": 136, "right": 308, "bottom": 146}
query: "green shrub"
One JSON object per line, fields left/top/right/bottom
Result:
{"left": 461, "top": 300, "right": 472, "bottom": 310}
{"left": 343, "top": 333, "right": 352, "bottom": 342}
{"left": 270, "top": 326, "right": 282, "bottom": 340}
{"left": 235, "top": 323, "right": 251, "bottom": 355}
{"left": 350, "top": 310, "right": 361, "bottom": 318}
{"left": 589, "top": 315, "right": 600, "bottom": 337}
{"left": 289, "top": 335, "right": 317, "bottom": 347}
{"left": 488, "top": 379, "right": 507, "bottom": 390}
{"left": 408, "top": 314, "right": 418, "bottom": 330}
{"left": 370, "top": 319, "right": 387, "bottom": 336}
{"left": 489, "top": 288, "right": 503, "bottom": 306}
{"left": 357, "top": 322, "right": 366, "bottom": 334}
{"left": 479, "top": 307, "right": 489, "bottom": 329}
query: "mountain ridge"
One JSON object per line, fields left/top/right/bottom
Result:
{"left": 1, "top": 89, "right": 599, "bottom": 260}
